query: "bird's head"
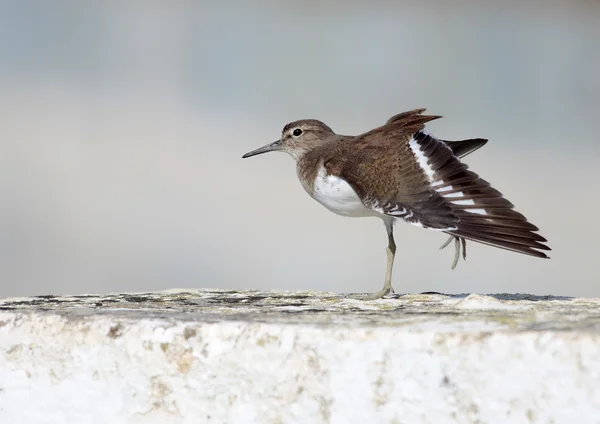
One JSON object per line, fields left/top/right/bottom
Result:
{"left": 242, "top": 119, "right": 335, "bottom": 161}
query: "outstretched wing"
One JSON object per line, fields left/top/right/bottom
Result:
{"left": 336, "top": 109, "right": 550, "bottom": 258}
{"left": 409, "top": 131, "right": 549, "bottom": 257}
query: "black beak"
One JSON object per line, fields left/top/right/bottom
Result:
{"left": 242, "top": 140, "right": 282, "bottom": 158}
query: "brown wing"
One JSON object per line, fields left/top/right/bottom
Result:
{"left": 321, "top": 109, "right": 460, "bottom": 230}
{"left": 385, "top": 108, "right": 442, "bottom": 131}
{"left": 327, "top": 109, "right": 550, "bottom": 258}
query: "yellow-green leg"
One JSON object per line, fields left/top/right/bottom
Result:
{"left": 365, "top": 218, "right": 396, "bottom": 300}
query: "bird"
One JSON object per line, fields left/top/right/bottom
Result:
{"left": 242, "top": 108, "right": 550, "bottom": 300}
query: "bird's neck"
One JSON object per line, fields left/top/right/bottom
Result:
{"left": 287, "top": 144, "right": 320, "bottom": 162}
{"left": 288, "top": 135, "right": 340, "bottom": 162}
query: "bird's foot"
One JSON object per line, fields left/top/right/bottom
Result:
{"left": 362, "top": 285, "right": 396, "bottom": 301}
{"left": 440, "top": 235, "right": 467, "bottom": 269}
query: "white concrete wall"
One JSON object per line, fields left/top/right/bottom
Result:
{"left": 1, "top": 291, "right": 599, "bottom": 423}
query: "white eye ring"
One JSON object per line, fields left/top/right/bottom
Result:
{"left": 292, "top": 128, "right": 303, "bottom": 137}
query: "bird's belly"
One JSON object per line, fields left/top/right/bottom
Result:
{"left": 310, "top": 168, "right": 379, "bottom": 218}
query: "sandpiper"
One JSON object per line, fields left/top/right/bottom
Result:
{"left": 242, "top": 109, "right": 550, "bottom": 300}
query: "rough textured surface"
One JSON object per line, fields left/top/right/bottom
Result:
{"left": 1, "top": 290, "right": 599, "bottom": 423}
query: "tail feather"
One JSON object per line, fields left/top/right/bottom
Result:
{"left": 441, "top": 138, "right": 488, "bottom": 158}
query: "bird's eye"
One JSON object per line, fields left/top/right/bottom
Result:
{"left": 292, "top": 128, "right": 303, "bottom": 137}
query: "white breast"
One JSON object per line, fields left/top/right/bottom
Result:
{"left": 307, "top": 163, "right": 380, "bottom": 218}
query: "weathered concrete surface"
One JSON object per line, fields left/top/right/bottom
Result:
{"left": 0, "top": 290, "right": 599, "bottom": 424}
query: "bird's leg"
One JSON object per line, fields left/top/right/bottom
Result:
{"left": 364, "top": 219, "right": 396, "bottom": 300}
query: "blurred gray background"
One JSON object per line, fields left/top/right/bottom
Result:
{"left": 1, "top": 1, "right": 599, "bottom": 298}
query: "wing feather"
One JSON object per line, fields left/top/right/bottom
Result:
{"left": 322, "top": 108, "right": 549, "bottom": 258}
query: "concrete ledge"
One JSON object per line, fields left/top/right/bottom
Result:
{"left": 1, "top": 290, "right": 599, "bottom": 423}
